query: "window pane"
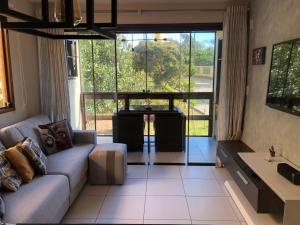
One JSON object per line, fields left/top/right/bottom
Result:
{"left": 0, "top": 29, "right": 7, "bottom": 108}
{"left": 191, "top": 32, "right": 215, "bottom": 92}
{"left": 93, "top": 40, "right": 116, "bottom": 93}
{"left": 95, "top": 99, "right": 115, "bottom": 135}
{"left": 190, "top": 99, "right": 210, "bottom": 116}
{"left": 79, "top": 40, "right": 93, "bottom": 92}
{"left": 117, "top": 34, "right": 146, "bottom": 92}
{"left": 188, "top": 120, "right": 209, "bottom": 136}
{"left": 84, "top": 98, "right": 95, "bottom": 131}
{"left": 0, "top": 28, "right": 13, "bottom": 110}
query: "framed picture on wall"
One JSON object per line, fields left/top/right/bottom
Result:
{"left": 252, "top": 47, "right": 266, "bottom": 65}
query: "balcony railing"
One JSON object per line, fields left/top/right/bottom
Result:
{"left": 80, "top": 92, "right": 214, "bottom": 137}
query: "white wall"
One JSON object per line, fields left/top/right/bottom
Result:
{"left": 0, "top": 1, "right": 40, "bottom": 128}
{"left": 242, "top": 0, "right": 300, "bottom": 167}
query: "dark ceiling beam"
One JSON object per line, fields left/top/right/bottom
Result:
{"left": 86, "top": 0, "right": 95, "bottom": 29}
{"left": 65, "top": 0, "right": 74, "bottom": 26}
{"left": 42, "top": 0, "right": 49, "bottom": 22}
{"left": 0, "top": 0, "right": 118, "bottom": 40}
{"left": 11, "top": 29, "right": 54, "bottom": 39}
{"left": 111, "top": 0, "right": 117, "bottom": 27}
{"left": 0, "top": 0, "right": 41, "bottom": 23}
{"left": 0, "top": 22, "right": 116, "bottom": 29}
{"left": 11, "top": 28, "right": 110, "bottom": 40}
{"left": 88, "top": 24, "right": 116, "bottom": 39}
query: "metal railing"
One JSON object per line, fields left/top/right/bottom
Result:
{"left": 80, "top": 92, "right": 214, "bottom": 136}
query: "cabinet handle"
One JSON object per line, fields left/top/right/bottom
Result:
{"left": 220, "top": 148, "right": 228, "bottom": 158}
{"left": 236, "top": 170, "right": 249, "bottom": 185}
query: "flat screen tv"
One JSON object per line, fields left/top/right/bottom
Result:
{"left": 266, "top": 38, "right": 300, "bottom": 116}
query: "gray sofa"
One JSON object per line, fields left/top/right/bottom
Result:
{"left": 0, "top": 115, "right": 96, "bottom": 223}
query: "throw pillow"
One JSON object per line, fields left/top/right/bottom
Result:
{"left": 0, "top": 151, "right": 22, "bottom": 192}
{"left": 38, "top": 119, "right": 73, "bottom": 155}
{"left": 0, "top": 141, "right": 5, "bottom": 152}
{"left": 19, "top": 138, "right": 47, "bottom": 175}
{"left": 5, "top": 145, "right": 35, "bottom": 183}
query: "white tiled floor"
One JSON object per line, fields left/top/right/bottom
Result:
{"left": 62, "top": 165, "right": 247, "bottom": 225}
{"left": 97, "top": 136, "right": 216, "bottom": 164}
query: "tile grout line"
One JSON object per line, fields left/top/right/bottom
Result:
{"left": 226, "top": 196, "right": 246, "bottom": 223}
{"left": 212, "top": 167, "right": 245, "bottom": 222}
{"left": 95, "top": 185, "right": 110, "bottom": 222}
{"left": 142, "top": 165, "right": 149, "bottom": 223}
{"left": 179, "top": 166, "right": 192, "bottom": 224}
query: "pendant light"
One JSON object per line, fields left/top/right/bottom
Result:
{"left": 54, "top": 0, "right": 82, "bottom": 26}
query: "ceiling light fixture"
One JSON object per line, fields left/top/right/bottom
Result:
{"left": 0, "top": 0, "right": 117, "bottom": 40}
{"left": 54, "top": 0, "right": 82, "bottom": 26}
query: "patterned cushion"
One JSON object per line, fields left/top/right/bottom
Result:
{"left": 0, "top": 151, "right": 22, "bottom": 192}
{"left": 38, "top": 119, "right": 73, "bottom": 155}
{"left": 5, "top": 145, "right": 35, "bottom": 183}
{"left": 0, "top": 141, "right": 5, "bottom": 152}
{"left": 19, "top": 138, "right": 47, "bottom": 175}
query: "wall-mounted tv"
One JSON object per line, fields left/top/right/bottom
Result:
{"left": 266, "top": 38, "right": 300, "bottom": 116}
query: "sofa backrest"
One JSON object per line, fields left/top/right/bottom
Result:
{"left": 0, "top": 115, "right": 51, "bottom": 148}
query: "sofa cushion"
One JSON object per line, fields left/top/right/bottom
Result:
{"left": 3, "top": 175, "right": 69, "bottom": 224}
{"left": 14, "top": 115, "right": 51, "bottom": 148}
{"left": 47, "top": 144, "right": 94, "bottom": 201}
{"left": 0, "top": 126, "right": 24, "bottom": 149}
{"left": 25, "top": 114, "right": 51, "bottom": 128}
{"left": 0, "top": 115, "right": 51, "bottom": 149}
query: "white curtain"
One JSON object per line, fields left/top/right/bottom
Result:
{"left": 37, "top": 29, "right": 70, "bottom": 122}
{"left": 217, "top": 5, "right": 248, "bottom": 141}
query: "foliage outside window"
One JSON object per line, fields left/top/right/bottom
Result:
{"left": 0, "top": 27, "right": 14, "bottom": 114}
{"left": 69, "top": 32, "right": 215, "bottom": 136}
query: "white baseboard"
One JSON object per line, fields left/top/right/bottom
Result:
{"left": 224, "top": 180, "right": 283, "bottom": 225}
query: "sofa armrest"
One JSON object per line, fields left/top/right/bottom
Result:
{"left": 73, "top": 130, "right": 97, "bottom": 145}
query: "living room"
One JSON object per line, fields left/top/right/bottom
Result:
{"left": 0, "top": 0, "right": 299, "bottom": 225}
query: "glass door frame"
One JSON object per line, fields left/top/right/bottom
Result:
{"left": 78, "top": 30, "right": 219, "bottom": 165}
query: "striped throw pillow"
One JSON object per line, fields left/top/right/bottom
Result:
{"left": 0, "top": 141, "right": 5, "bottom": 152}
{"left": 0, "top": 151, "right": 22, "bottom": 192}
{"left": 19, "top": 138, "right": 47, "bottom": 175}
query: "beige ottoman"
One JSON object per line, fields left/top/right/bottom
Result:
{"left": 89, "top": 143, "right": 127, "bottom": 185}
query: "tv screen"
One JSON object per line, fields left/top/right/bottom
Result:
{"left": 266, "top": 38, "right": 300, "bottom": 116}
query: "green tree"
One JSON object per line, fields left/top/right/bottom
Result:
{"left": 133, "top": 40, "right": 183, "bottom": 91}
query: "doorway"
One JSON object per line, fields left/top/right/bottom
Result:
{"left": 67, "top": 31, "right": 220, "bottom": 165}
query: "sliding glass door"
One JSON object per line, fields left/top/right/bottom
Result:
{"left": 67, "top": 31, "right": 218, "bottom": 164}
{"left": 188, "top": 32, "right": 216, "bottom": 164}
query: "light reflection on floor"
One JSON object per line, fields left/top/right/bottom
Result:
{"left": 97, "top": 136, "right": 216, "bottom": 164}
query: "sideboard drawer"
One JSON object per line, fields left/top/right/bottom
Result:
{"left": 217, "top": 141, "right": 284, "bottom": 214}
{"left": 218, "top": 146, "right": 232, "bottom": 164}
{"left": 229, "top": 162, "right": 260, "bottom": 211}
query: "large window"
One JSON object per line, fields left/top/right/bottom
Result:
{"left": 68, "top": 32, "right": 215, "bottom": 136}
{"left": 0, "top": 27, "right": 14, "bottom": 113}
